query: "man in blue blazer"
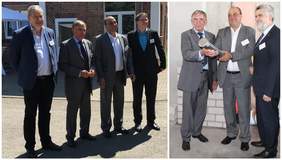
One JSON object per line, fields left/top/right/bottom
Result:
{"left": 9, "top": 5, "right": 61, "bottom": 157}
{"left": 252, "top": 4, "right": 280, "bottom": 158}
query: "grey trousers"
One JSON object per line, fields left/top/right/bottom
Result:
{"left": 181, "top": 72, "right": 208, "bottom": 142}
{"left": 222, "top": 73, "right": 251, "bottom": 142}
{"left": 100, "top": 71, "right": 124, "bottom": 132}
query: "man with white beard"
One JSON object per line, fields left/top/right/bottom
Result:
{"left": 252, "top": 4, "right": 280, "bottom": 158}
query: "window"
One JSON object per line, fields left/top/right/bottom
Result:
{"left": 105, "top": 2, "right": 135, "bottom": 35}
{"left": 4, "top": 20, "right": 29, "bottom": 39}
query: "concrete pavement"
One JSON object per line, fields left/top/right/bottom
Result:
{"left": 2, "top": 70, "right": 168, "bottom": 158}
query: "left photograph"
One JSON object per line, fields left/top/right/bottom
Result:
{"left": 2, "top": 2, "right": 168, "bottom": 158}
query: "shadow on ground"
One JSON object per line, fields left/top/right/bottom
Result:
{"left": 16, "top": 127, "right": 152, "bottom": 158}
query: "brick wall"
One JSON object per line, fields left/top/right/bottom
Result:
{"left": 176, "top": 67, "right": 226, "bottom": 128}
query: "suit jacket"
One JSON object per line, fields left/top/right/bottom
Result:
{"left": 9, "top": 25, "right": 58, "bottom": 90}
{"left": 253, "top": 25, "right": 280, "bottom": 98}
{"left": 127, "top": 29, "right": 166, "bottom": 78}
{"left": 215, "top": 25, "right": 255, "bottom": 88}
{"left": 94, "top": 33, "right": 132, "bottom": 86}
{"left": 59, "top": 38, "right": 95, "bottom": 93}
{"left": 177, "top": 29, "right": 217, "bottom": 92}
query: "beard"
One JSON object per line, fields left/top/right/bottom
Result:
{"left": 256, "top": 21, "right": 268, "bottom": 32}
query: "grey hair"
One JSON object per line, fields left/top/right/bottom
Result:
{"left": 191, "top": 10, "right": 207, "bottom": 19}
{"left": 27, "top": 5, "right": 43, "bottom": 18}
{"left": 256, "top": 4, "right": 274, "bottom": 21}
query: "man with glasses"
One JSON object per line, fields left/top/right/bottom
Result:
{"left": 95, "top": 16, "right": 134, "bottom": 138}
{"left": 214, "top": 6, "right": 255, "bottom": 151}
{"left": 127, "top": 12, "right": 166, "bottom": 132}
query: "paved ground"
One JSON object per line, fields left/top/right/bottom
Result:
{"left": 2, "top": 70, "right": 168, "bottom": 158}
{"left": 170, "top": 121, "right": 280, "bottom": 158}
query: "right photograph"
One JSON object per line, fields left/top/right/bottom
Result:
{"left": 169, "top": 1, "right": 280, "bottom": 158}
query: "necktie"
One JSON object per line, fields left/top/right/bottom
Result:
{"left": 198, "top": 32, "right": 207, "bottom": 67}
{"left": 255, "top": 33, "right": 264, "bottom": 46}
{"left": 78, "top": 41, "right": 89, "bottom": 63}
{"left": 197, "top": 32, "right": 204, "bottom": 39}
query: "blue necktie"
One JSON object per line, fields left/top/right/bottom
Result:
{"left": 198, "top": 32, "right": 207, "bottom": 67}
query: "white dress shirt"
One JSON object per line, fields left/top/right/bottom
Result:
{"left": 107, "top": 32, "right": 124, "bottom": 71}
{"left": 227, "top": 24, "right": 241, "bottom": 72}
{"left": 32, "top": 26, "right": 52, "bottom": 76}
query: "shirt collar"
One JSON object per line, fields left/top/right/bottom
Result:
{"left": 193, "top": 28, "right": 205, "bottom": 35}
{"left": 107, "top": 32, "right": 118, "bottom": 39}
{"left": 73, "top": 36, "right": 84, "bottom": 44}
{"left": 262, "top": 23, "right": 274, "bottom": 36}
{"left": 230, "top": 24, "right": 242, "bottom": 33}
{"left": 30, "top": 24, "right": 44, "bottom": 36}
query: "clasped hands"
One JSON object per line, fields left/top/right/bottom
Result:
{"left": 201, "top": 49, "right": 232, "bottom": 62}
{"left": 79, "top": 69, "right": 96, "bottom": 78}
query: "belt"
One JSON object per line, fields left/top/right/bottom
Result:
{"left": 227, "top": 71, "right": 240, "bottom": 74}
{"left": 37, "top": 74, "right": 53, "bottom": 80}
{"left": 202, "top": 69, "right": 208, "bottom": 72}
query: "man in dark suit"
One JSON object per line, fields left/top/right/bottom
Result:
{"left": 9, "top": 5, "right": 61, "bottom": 158}
{"left": 95, "top": 16, "right": 133, "bottom": 138}
{"left": 127, "top": 12, "right": 166, "bottom": 132}
{"left": 177, "top": 10, "right": 218, "bottom": 151}
{"left": 59, "top": 20, "right": 96, "bottom": 147}
{"left": 252, "top": 4, "right": 280, "bottom": 158}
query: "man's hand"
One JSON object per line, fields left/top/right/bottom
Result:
{"left": 219, "top": 51, "right": 232, "bottom": 62}
{"left": 129, "top": 74, "right": 136, "bottom": 82}
{"left": 88, "top": 69, "right": 96, "bottom": 78}
{"left": 211, "top": 80, "right": 218, "bottom": 93}
{"left": 201, "top": 48, "right": 217, "bottom": 58}
{"left": 80, "top": 70, "right": 89, "bottom": 78}
{"left": 100, "top": 78, "right": 106, "bottom": 89}
{"left": 262, "top": 94, "right": 271, "bottom": 102}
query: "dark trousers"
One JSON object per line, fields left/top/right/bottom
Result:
{"left": 256, "top": 96, "right": 280, "bottom": 154}
{"left": 23, "top": 75, "right": 54, "bottom": 150}
{"left": 100, "top": 71, "right": 124, "bottom": 132}
{"left": 132, "top": 75, "right": 158, "bottom": 125}
{"left": 66, "top": 79, "right": 91, "bottom": 140}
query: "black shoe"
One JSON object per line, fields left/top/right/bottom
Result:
{"left": 26, "top": 149, "right": 37, "bottom": 158}
{"left": 115, "top": 127, "right": 129, "bottom": 135}
{"left": 221, "top": 136, "right": 236, "bottom": 144}
{"left": 67, "top": 139, "right": 77, "bottom": 148}
{"left": 134, "top": 124, "right": 142, "bottom": 132}
{"left": 251, "top": 141, "right": 264, "bottom": 147}
{"left": 80, "top": 134, "right": 96, "bottom": 141}
{"left": 103, "top": 131, "right": 112, "bottom": 138}
{"left": 192, "top": 134, "right": 208, "bottom": 142}
{"left": 182, "top": 141, "right": 190, "bottom": 151}
{"left": 240, "top": 142, "right": 249, "bottom": 151}
{"left": 42, "top": 142, "right": 62, "bottom": 151}
{"left": 254, "top": 150, "right": 277, "bottom": 158}
{"left": 147, "top": 122, "right": 160, "bottom": 131}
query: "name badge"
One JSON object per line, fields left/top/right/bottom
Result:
{"left": 150, "top": 39, "right": 155, "bottom": 44}
{"left": 241, "top": 39, "right": 249, "bottom": 46}
{"left": 259, "top": 42, "right": 266, "bottom": 50}
{"left": 49, "top": 40, "right": 55, "bottom": 46}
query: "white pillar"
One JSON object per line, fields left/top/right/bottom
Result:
{"left": 39, "top": 2, "right": 47, "bottom": 27}
{"left": 150, "top": 2, "right": 160, "bottom": 33}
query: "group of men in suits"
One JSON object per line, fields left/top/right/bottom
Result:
{"left": 9, "top": 5, "right": 166, "bottom": 158}
{"left": 178, "top": 4, "right": 279, "bottom": 158}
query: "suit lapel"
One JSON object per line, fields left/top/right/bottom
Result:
{"left": 117, "top": 34, "right": 126, "bottom": 61}
{"left": 43, "top": 29, "right": 53, "bottom": 57}
{"left": 105, "top": 33, "right": 116, "bottom": 57}
{"left": 226, "top": 28, "right": 232, "bottom": 52}
{"left": 235, "top": 26, "right": 244, "bottom": 52}
{"left": 134, "top": 31, "right": 143, "bottom": 52}
{"left": 27, "top": 26, "right": 36, "bottom": 54}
